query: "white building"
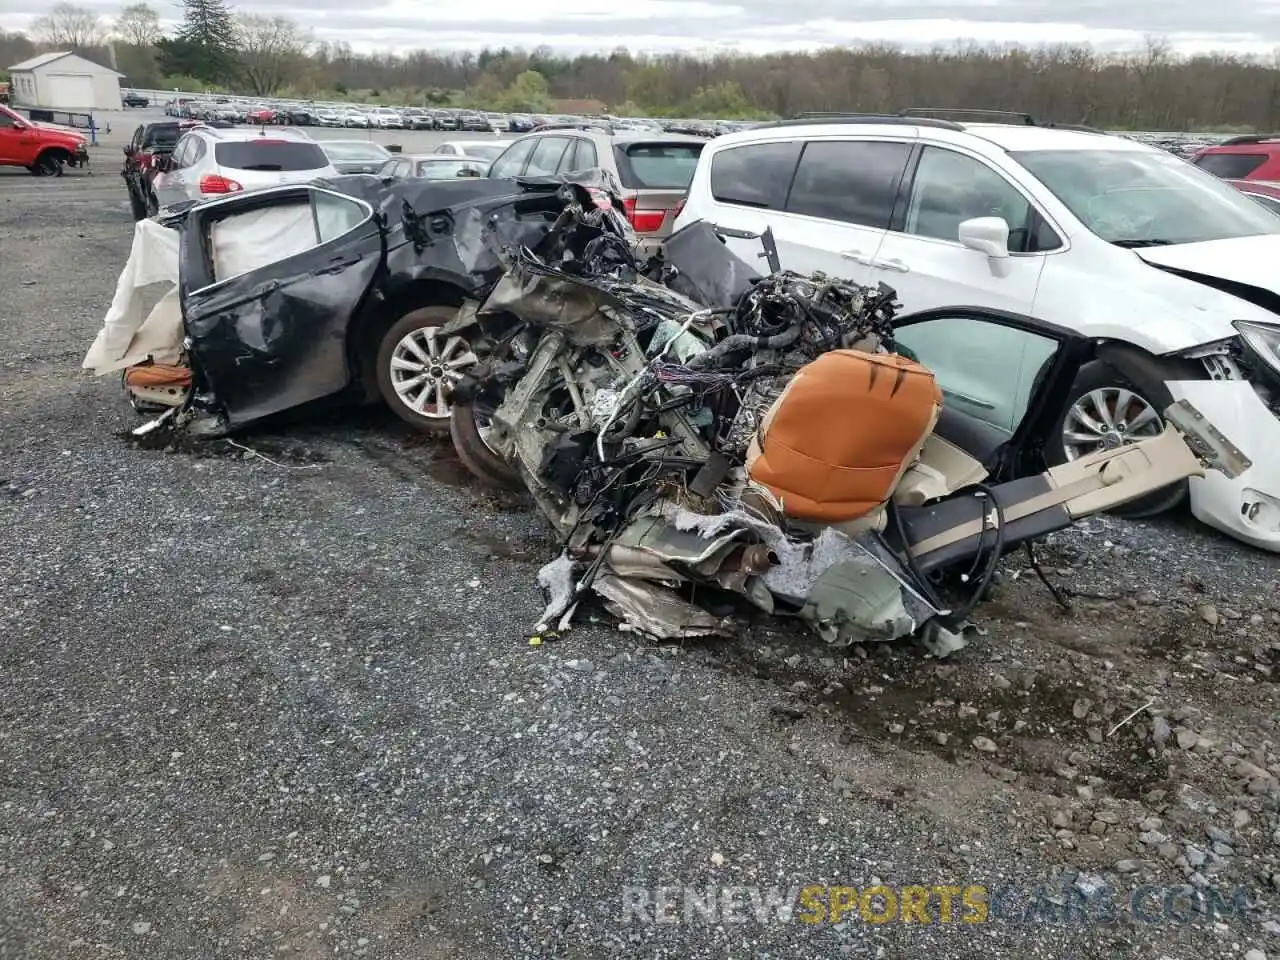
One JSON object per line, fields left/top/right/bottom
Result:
{"left": 7, "top": 52, "right": 124, "bottom": 111}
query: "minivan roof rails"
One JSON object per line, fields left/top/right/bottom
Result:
{"left": 779, "top": 113, "right": 964, "bottom": 131}
{"left": 900, "top": 107, "right": 1035, "bottom": 124}
{"left": 900, "top": 107, "right": 1110, "bottom": 134}
{"left": 776, "top": 110, "right": 1109, "bottom": 135}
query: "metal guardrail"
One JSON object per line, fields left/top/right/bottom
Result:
{"left": 18, "top": 106, "right": 109, "bottom": 145}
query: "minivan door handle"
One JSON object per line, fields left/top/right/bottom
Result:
{"left": 840, "top": 249, "right": 872, "bottom": 265}
{"left": 873, "top": 257, "right": 911, "bottom": 273}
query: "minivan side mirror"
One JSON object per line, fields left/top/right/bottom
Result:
{"left": 958, "top": 217, "right": 1010, "bottom": 259}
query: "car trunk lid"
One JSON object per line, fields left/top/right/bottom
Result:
{"left": 610, "top": 140, "right": 704, "bottom": 236}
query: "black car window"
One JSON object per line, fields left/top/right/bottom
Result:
{"left": 904, "top": 146, "right": 1035, "bottom": 251}
{"left": 710, "top": 141, "right": 801, "bottom": 209}
{"left": 146, "top": 125, "right": 179, "bottom": 150}
{"left": 171, "top": 137, "right": 193, "bottom": 168}
{"left": 1193, "top": 152, "right": 1268, "bottom": 180}
{"left": 526, "top": 136, "right": 570, "bottom": 176}
{"left": 214, "top": 140, "right": 329, "bottom": 171}
{"left": 559, "top": 138, "right": 586, "bottom": 173}
{"left": 786, "top": 140, "right": 912, "bottom": 229}
{"left": 614, "top": 142, "right": 704, "bottom": 189}
{"left": 313, "top": 191, "right": 368, "bottom": 243}
{"left": 577, "top": 138, "right": 598, "bottom": 170}
{"left": 489, "top": 138, "right": 536, "bottom": 178}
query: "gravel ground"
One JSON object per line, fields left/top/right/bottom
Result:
{"left": 2, "top": 136, "right": 1279, "bottom": 960}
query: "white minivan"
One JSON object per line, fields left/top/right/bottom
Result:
{"left": 674, "top": 114, "right": 1280, "bottom": 551}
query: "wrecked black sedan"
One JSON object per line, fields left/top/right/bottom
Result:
{"left": 84, "top": 173, "right": 617, "bottom": 436}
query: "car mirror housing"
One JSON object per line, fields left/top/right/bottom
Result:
{"left": 958, "top": 217, "right": 1011, "bottom": 259}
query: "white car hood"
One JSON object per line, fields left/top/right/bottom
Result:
{"left": 1135, "top": 235, "right": 1280, "bottom": 297}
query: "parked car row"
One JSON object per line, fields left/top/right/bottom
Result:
{"left": 157, "top": 95, "right": 753, "bottom": 137}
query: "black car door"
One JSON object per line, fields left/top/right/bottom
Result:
{"left": 178, "top": 184, "right": 385, "bottom": 428}
{"left": 890, "top": 305, "right": 1093, "bottom": 478}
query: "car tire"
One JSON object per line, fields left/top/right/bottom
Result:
{"left": 128, "top": 186, "right": 147, "bottom": 221}
{"left": 375, "top": 306, "right": 476, "bottom": 435}
{"left": 450, "top": 399, "right": 521, "bottom": 489}
{"left": 30, "top": 151, "right": 65, "bottom": 177}
{"left": 1045, "top": 349, "right": 1199, "bottom": 519}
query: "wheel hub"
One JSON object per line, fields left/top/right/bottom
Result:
{"left": 389, "top": 326, "right": 477, "bottom": 420}
{"left": 1062, "top": 386, "right": 1162, "bottom": 461}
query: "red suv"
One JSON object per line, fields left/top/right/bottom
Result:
{"left": 1191, "top": 135, "right": 1280, "bottom": 182}
{"left": 0, "top": 103, "right": 90, "bottom": 175}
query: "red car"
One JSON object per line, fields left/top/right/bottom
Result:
{"left": 1191, "top": 136, "right": 1280, "bottom": 183}
{"left": 246, "top": 106, "right": 277, "bottom": 125}
{"left": 0, "top": 103, "right": 90, "bottom": 175}
{"left": 1224, "top": 177, "right": 1280, "bottom": 215}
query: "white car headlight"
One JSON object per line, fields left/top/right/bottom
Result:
{"left": 1233, "top": 320, "right": 1280, "bottom": 376}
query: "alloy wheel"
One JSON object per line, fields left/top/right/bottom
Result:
{"left": 1061, "top": 387, "right": 1163, "bottom": 461}
{"left": 388, "top": 327, "right": 477, "bottom": 420}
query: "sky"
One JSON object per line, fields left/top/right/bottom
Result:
{"left": 4, "top": 0, "right": 1280, "bottom": 57}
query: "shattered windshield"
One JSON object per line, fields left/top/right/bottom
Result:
{"left": 1012, "top": 148, "right": 1280, "bottom": 246}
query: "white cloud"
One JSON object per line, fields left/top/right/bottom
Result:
{"left": 4, "top": 0, "right": 1280, "bottom": 56}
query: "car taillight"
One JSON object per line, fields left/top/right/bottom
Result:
{"left": 199, "top": 174, "right": 243, "bottom": 194}
{"left": 621, "top": 196, "right": 667, "bottom": 233}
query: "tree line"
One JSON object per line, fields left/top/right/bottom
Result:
{"left": 4, "top": 3, "right": 1280, "bottom": 131}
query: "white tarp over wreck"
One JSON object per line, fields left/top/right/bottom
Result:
{"left": 82, "top": 218, "right": 182, "bottom": 376}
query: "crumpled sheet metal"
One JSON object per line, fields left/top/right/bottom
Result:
{"left": 478, "top": 264, "right": 623, "bottom": 345}
{"left": 653, "top": 219, "right": 762, "bottom": 311}
{"left": 478, "top": 204, "right": 967, "bottom": 653}
{"left": 531, "top": 501, "right": 961, "bottom": 650}
{"left": 592, "top": 575, "right": 729, "bottom": 640}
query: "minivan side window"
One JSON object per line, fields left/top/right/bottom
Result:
{"left": 786, "top": 140, "right": 912, "bottom": 229}
{"left": 904, "top": 147, "right": 1039, "bottom": 251}
{"left": 709, "top": 141, "right": 801, "bottom": 209}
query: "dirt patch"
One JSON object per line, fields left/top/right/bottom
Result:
{"left": 686, "top": 566, "right": 1280, "bottom": 888}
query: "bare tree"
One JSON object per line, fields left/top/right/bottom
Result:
{"left": 235, "top": 13, "right": 310, "bottom": 95}
{"left": 30, "top": 2, "right": 104, "bottom": 49}
{"left": 114, "top": 2, "right": 161, "bottom": 47}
